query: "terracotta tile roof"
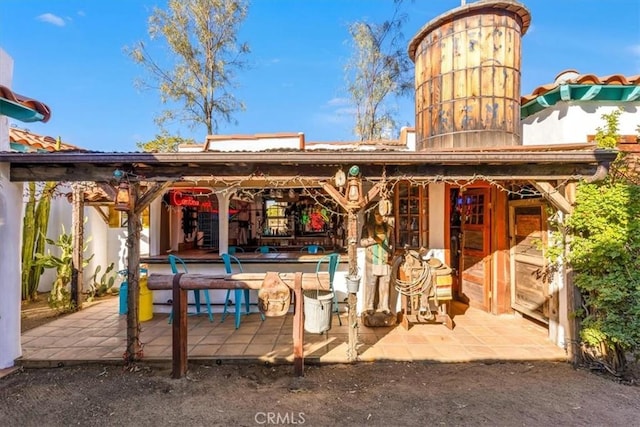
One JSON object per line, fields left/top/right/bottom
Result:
{"left": 0, "top": 84, "right": 52, "bottom": 122}
{"left": 521, "top": 70, "right": 640, "bottom": 105}
{"left": 9, "top": 127, "right": 79, "bottom": 152}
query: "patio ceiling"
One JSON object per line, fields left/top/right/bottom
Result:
{"left": 0, "top": 145, "right": 618, "bottom": 184}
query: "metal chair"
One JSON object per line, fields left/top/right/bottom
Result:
{"left": 300, "top": 244, "right": 325, "bottom": 254}
{"left": 168, "top": 254, "right": 213, "bottom": 323}
{"left": 255, "top": 245, "right": 278, "bottom": 253}
{"left": 228, "top": 246, "right": 245, "bottom": 254}
{"left": 315, "top": 253, "right": 342, "bottom": 325}
{"left": 220, "top": 253, "right": 265, "bottom": 329}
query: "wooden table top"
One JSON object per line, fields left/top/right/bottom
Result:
{"left": 143, "top": 249, "right": 345, "bottom": 264}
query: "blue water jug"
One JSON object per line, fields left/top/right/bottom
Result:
{"left": 119, "top": 269, "right": 128, "bottom": 315}
{"left": 118, "top": 268, "right": 148, "bottom": 315}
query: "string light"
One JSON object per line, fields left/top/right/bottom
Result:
{"left": 97, "top": 165, "right": 585, "bottom": 221}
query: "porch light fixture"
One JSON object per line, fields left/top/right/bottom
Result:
{"left": 347, "top": 178, "right": 361, "bottom": 203}
{"left": 114, "top": 182, "right": 132, "bottom": 212}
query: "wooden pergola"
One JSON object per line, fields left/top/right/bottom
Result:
{"left": 0, "top": 146, "right": 618, "bottom": 369}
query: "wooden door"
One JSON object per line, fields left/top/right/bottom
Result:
{"left": 509, "top": 200, "right": 550, "bottom": 324}
{"left": 459, "top": 188, "right": 491, "bottom": 311}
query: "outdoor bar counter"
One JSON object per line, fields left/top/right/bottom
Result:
{"left": 142, "top": 249, "right": 350, "bottom": 312}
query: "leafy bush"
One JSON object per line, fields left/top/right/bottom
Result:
{"left": 567, "top": 181, "right": 640, "bottom": 373}
{"left": 565, "top": 108, "right": 640, "bottom": 374}
{"left": 35, "top": 225, "right": 93, "bottom": 312}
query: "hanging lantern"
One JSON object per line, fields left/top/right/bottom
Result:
{"left": 346, "top": 176, "right": 363, "bottom": 204}
{"left": 334, "top": 169, "right": 346, "bottom": 187}
{"left": 114, "top": 182, "right": 131, "bottom": 211}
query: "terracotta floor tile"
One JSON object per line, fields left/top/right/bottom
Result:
{"left": 224, "top": 334, "right": 255, "bottom": 345}
{"left": 19, "top": 297, "right": 570, "bottom": 367}
{"left": 190, "top": 344, "right": 220, "bottom": 357}
{"left": 242, "top": 344, "right": 275, "bottom": 356}
{"left": 406, "top": 344, "right": 443, "bottom": 360}
{"left": 215, "top": 344, "right": 248, "bottom": 356}
{"left": 250, "top": 334, "right": 280, "bottom": 344}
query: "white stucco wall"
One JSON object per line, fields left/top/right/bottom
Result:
{"left": 32, "top": 198, "right": 130, "bottom": 295}
{"left": 206, "top": 134, "right": 302, "bottom": 151}
{"left": 522, "top": 102, "right": 639, "bottom": 145}
{"left": 0, "top": 48, "right": 22, "bottom": 368}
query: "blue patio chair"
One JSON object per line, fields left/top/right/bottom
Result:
{"left": 315, "top": 253, "right": 342, "bottom": 325}
{"left": 255, "top": 245, "right": 278, "bottom": 253}
{"left": 228, "top": 246, "right": 245, "bottom": 255}
{"left": 300, "top": 244, "right": 325, "bottom": 254}
{"left": 220, "top": 253, "right": 265, "bottom": 329}
{"left": 168, "top": 254, "right": 213, "bottom": 324}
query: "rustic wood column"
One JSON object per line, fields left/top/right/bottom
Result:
{"left": 171, "top": 273, "right": 187, "bottom": 378}
{"left": 71, "top": 183, "right": 84, "bottom": 309}
{"left": 346, "top": 210, "right": 358, "bottom": 362}
{"left": 125, "top": 182, "right": 142, "bottom": 363}
{"left": 293, "top": 272, "right": 304, "bottom": 376}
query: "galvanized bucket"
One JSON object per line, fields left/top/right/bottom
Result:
{"left": 303, "top": 290, "right": 334, "bottom": 334}
{"left": 346, "top": 275, "right": 361, "bottom": 293}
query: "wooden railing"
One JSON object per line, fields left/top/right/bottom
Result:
{"left": 147, "top": 272, "right": 332, "bottom": 378}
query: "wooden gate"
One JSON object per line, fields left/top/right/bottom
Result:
{"left": 508, "top": 199, "right": 550, "bottom": 323}
{"left": 459, "top": 188, "right": 491, "bottom": 311}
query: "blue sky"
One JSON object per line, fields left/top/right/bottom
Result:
{"left": 1, "top": 0, "right": 638, "bottom": 152}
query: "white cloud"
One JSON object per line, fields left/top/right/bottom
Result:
{"left": 326, "top": 97, "right": 350, "bottom": 107}
{"left": 314, "top": 112, "right": 350, "bottom": 125}
{"left": 36, "top": 13, "right": 66, "bottom": 27}
{"left": 629, "top": 44, "right": 640, "bottom": 57}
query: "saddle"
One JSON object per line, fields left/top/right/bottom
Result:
{"left": 257, "top": 271, "right": 291, "bottom": 317}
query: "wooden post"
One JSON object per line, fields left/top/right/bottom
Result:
{"left": 293, "top": 272, "right": 304, "bottom": 376}
{"left": 347, "top": 210, "right": 358, "bottom": 362}
{"left": 125, "top": 183, "right": 142, "bottom": 363}
{"left": 71, "top": 183, "right": 84, "bottom": 309}
{"left": 171, "top": 273, "right": 187, "bottom": 379}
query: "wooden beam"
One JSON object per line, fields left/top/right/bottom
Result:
{"left": 96, "top": 182, "right": 116, "bottom": 200}
{"left": 134, "top": 181, "right": 174, "bottom": 215}
{"left": 92, "top": 206, "right": 109, "bottom": 225}
{"left": 8, "top": 162, "right": 614, "bottom": 183}
{"left": 321, "top": 182, "right": 349, "bottom": 211}
{"left": 530, "top": 181, "right": 574, "bottom": 214}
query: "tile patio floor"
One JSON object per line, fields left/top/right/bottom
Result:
{"left": 18, "top": 298, "right": 568, "bottom": 368}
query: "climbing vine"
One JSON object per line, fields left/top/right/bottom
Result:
{"left": 565, "top": 108, "right": 640, "bottom": 375}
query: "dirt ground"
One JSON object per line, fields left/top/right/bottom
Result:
{"left": 5, "top": 294, "right": 639, "bottom": 427}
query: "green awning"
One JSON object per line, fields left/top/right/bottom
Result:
{"left": 0, "top": 97, "right": 45, "bottom": 122}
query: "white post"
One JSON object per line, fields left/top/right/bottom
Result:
{"left": 0, "top": 48, "right": 23, "bottom": 368}
{"left": 217, "top": 191, "right": 232, "bottom": 255}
